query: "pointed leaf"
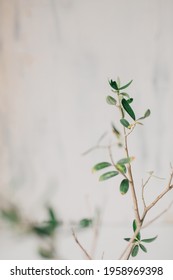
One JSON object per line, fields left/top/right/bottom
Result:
{"left": 122, "top": 98, "right": 136, "bottom": 120}
{"left": 131, "top": 245, "right": 139, "bottom": 257}
{"left": 138, "top": 109, "right": 151, "bottom": 120}
{"left": 117, "top": 157, "right": 134, "bottom": 165}
{"left": 106, "top": 95, "right": 117, "bottom": 105}
{"left": 119, "top": 80, "right": 133, "bottom": 90}
{"left": 120, "top": 179, "right": 129, "bottom": 195}
{"left": 139, "top": 243, "right": 147, "bottom": 253}
{"left": 92, "top": 162, "right": 112, "bottom": 172}
{"left": 99, "top": 171, "right": 119, "bottom": 181}
{"left": 141, "top": 236, "right": 157, "bottom": 243}
{"left": 111, "top": 123, "right": 121, "bottom": 138}
{"left": 133, "top": 219, "right": 141, "bottom": 240}
{"left": 120, "top": 118, "right": 130, "bottom": 128}
{"left": 79, "top": 218, "right": 93, "bottom": 228}
{"left": 127, "top": 98, "right": 133, "bottom": 104}
{"left": 109, "top": 79, "right": 118, "bottom": 90}
{"left": 115, "top": 164, "right": 126, "bottom": 174}
{"left": 124, "top": 238, "right": 130, "bottom": 242}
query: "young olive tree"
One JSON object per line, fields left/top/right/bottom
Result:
{"left": 91, "top": 78, "right": 173, "bottom": 259}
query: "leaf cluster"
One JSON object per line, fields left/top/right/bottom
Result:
{"left": 124, "top": 220, "right": 157, "bottom": 257}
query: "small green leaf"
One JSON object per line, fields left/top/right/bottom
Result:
{"left": 144, "top": 109, "right": 151, "bottom": 118}
{"left": 133, "top": 219, "right": 137, "bottom": 232}
{"left": 133, "top": 219, "right": 141, "bottom": 240}
{"left": 99, "top": 171, "right": 119, "bottom": 181}
{"left": 1, "top": 208, "right": 20, "bottom": 224}
{"left": 131, "top": 245, "right": 139, "bottom": 257}
{"left": 138, "top": 109, "right": 151, "bottom": 120}
{"left": 127, "top": 98, "right": 133, "bottom": 104}
{"left": 122, "top": 98, "right": 136, "bottom": 120}
{"left": 120, "top": 118, "right": 130, "bottom": 128}
{"left": 117, "top": 157, "right": 133, "bottom": 165}
{"left": 120, "top": 179, "right": 129, "bottom": 195}
{"left": 139, "top": 243, "right": 147, "bottom": 253}
{"left": 120, "top": 92, "right": 130, "bottom": 98}
{"left": 92, "top": 162, "right": 112, "bottom": 172}
{"left": 119, "top": 80, "right": 133, "bottom": 90}
{"left": 38, "top": 247, "right": 54, "bottom": 259}
{"left": 111, "top": 123, "right": 121, "bottom": 138}
{"left": 124, "top": 238, "right": 130, "bottom": 242}
{"left": 106, "top": 95, "right": 117, "bottom": 105}
{"left": 109, "top": 79, "right": 119, "bottom": 90}
{"left": 79, "top": 218, "right": 93, "bottom": 228}
{"left": 115, "top": 164, "right": 126, "bottom": 174}
{"left": 141, "top": 236, "right": 157, "bottom": 243}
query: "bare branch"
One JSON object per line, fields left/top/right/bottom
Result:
{"left": 72, "top": 228, "right": 92, "bottom": 260}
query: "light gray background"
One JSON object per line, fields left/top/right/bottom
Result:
{"left": 0, "top": 0, "right": 173, "bottom": 259}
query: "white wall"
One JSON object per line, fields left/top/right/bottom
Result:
{"left": 0, "top": 0, "right": 173, "bottom": 259}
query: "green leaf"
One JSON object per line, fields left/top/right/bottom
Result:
{"left": 127, "top": 98, "right": 133, "bottom": 104}
{"left": 92, "top": 162, "right": 112, "bottom": 172}
{"left": 1, "top": 208, "right": 20, "bottom": 224}
{"left": 120, "top": 92, "right": 130, "bottom": 99}
{"left": 99, "top": 171, "right": 119, "bottom": 181}
{"left": 141, "top": 236, "right": 157, "bottom": 243}
{"left": 119, "top": 80, "right": 133, "bottom": 90}
{"left": 131, "top": 245, "right": 139, "bottom": 257}
{"left": 133, "top": 219, "right": 141, "bottom": 240}
{"left": 38, "top": 247, "right": 54, "bottom": 259}
{"left": 111, "top": 123, "right": 121, "bottom": 138}
{"left": 115, "top": 164, "right": 126, "bottom": 174}
{"left": 79, "top": 218, "right": 93, "bottom": 228}
{"left": 138, "top": 109, "right": 151, "bottom": 120}
{"left": 124, "top": 238, "right": 130, "bottom": 242}
{"left": 139, "top": 243, "right": 147, "bottom": 253}
{"left": 48, "top": 207, "right": 56, "bottom": 224}
{"left": 117, "top": 157, "right": 133, "bottom": 165}
{"left": 120, "top": 179, "right": 129, "bottom": 195}
{"left": 133, "top": 219, "right": 137, "bottom": 232}
{"left": 32, "top": 225, "right": 54, "bottom": 237}
{"left": 117, "top": 77, "right": 121, "bottom": 88}
{"left": 106, "top": 95, "right": 117, "bottom": 105}
{"left": 109, "top": 79, "right": 119, "bottom": 90}
{"left": 122, "top": 98, "right": 136, "bottom": 120}
{"left": 120, "top": 118, "right": 130, "bottom": 128}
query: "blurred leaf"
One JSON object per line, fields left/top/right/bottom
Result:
{"left": 120, "top": 92, "right": 130, "bottom": 98}
{"left": 117, "top": 77, "right": 121, "bottom": 88}
{"left": 99, "top": 171, "right": 119, "bottom": 181}
{"left": 1, "top": 208, "right": 20, "bottom": 224}
{"left": 32, "top": 223, "right": 57, "bottom": 237}
{"left": 122, "top": 98, "right": 136, "bottom": 120}
{"left": 109, "top": 79, "right": 119, "bottom": 90}
{"left": 106, "top": 96, "right": 117, "bottom": 105}
{"left": 133, "top": 219, "right": 141, "bottom": 240}
{"left": 139, "top": 243, "right": 147, "bottom": 253}
{"left": 115, "top": 164, "right": 126, "bottom": 174}
{"left": 131, "top": 245, "right": 139, "bottom": 257}
{"left": 138, "top": 109, "right": 151, "bottom": 120}
{"left": 38, "top": 247, "right": 54, "bottom": 259}
{"left": 79, "top": 218, "right": 93, "bottom": 228}
{"left": 92, "top": 162, "right": 112, "bottom": 172}
{"left": 120, "top": 179, "right": 129, "bottom": 195}
{"left": 117, "top": 157, "right": 133, "bottom": 165}
{"left": 120, "top": 118, "right": 130, "bottom": 128}
{"left": 119, "top": 80, "right": 133, "bottom": 90}
{"left": 111, "top": 123, "right": 121, "bottom": 138}
{"left": 141, "top": 236, "right": 157, "bottom": 243}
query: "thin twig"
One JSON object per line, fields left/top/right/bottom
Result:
{"left": 72, "top": 228, "right": 92, "bottom": 260}
{"left": 142, "top": 200, "right": 173, "bottom": 229}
